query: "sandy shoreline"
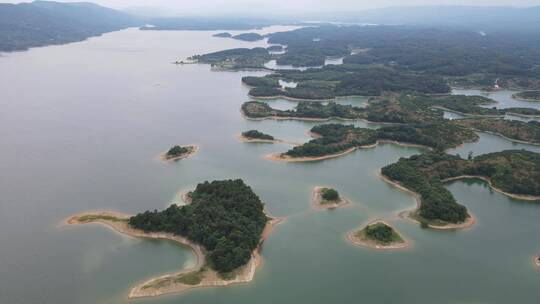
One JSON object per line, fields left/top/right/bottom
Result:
{"left": 311, "top": 186, "right": 350, "bottom": 210}
{"left": 236, "top": 134, "right": 299, "bottom": 146}
{"left": 158, "top": 144, "right": 199, "bottom": 162}
{"left": 346, "top": 219, "right": 409, "bottom": 250}
{"left": 265, "top": 140, "right": 429, "bottom": 163}
{"left": 240, "top": 108, "right": 359, "bottom": 122}
{"left": 65, "top": 210, "right": 281, "bottom": 299}
{"left": 377, "top": 171, "right": 476, "bottom": 230}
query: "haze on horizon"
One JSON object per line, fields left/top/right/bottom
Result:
{"left": 3, "top": 0, "right": 540, "bottom": 17}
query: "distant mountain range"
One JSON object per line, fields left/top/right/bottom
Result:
{"left": 0, "top": 1, "right": 277, "bottom": 52}
{"left": 0, "top": 1, "right": 139, "bottom": 52}
{"left": 1, "top": 1, "right": 540, "bottom": 53}
{"left": 313, "top": 6, "right": 540, "bottom": 34}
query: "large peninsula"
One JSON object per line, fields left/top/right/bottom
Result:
{"left": 381, "top": 150, "right": 540, "bottom": 228}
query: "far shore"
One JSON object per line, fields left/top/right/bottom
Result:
{"left": 236, "top": 134, "right": 300, "bottom": 146}
{"left": 158, "top": 144, "right": 199, "bottom": 162}
{"left": 346, "top": 219, "right": 409, "bottom": 250}
{"left": 311, "top": 186, "right": 349, "bottom": 210}
{"left": 432, "top": 106, "right": 504, "bottom": 118}
{"left": 377, "top": 171, "right": 476, "bottom": 230}
{"left": 248, "top": 91, "right": 372, "bottom": 103}
{"left": 240, "top": 109, "right": 358, "bottom": 122}
{"left": 511, "top": 92, "right": 540, "bottom": 102}
{"left": 65, "top": 210, "right": 281, "bottom": 299}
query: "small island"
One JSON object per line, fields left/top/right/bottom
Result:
{"left": 66, "top": 179, "right": 280, "bottom": 299}
{"left": 312, "top": 186, "right": 349, "bottom": 210}
{"left": 348, "top": 220, "right": 408, "bottom": 250}
{"left": 213, "top": 32, "right": 232, "bottom": 38}
{"left": 160, "top": 144, "right": 198, "bottom": 161}
{"left": 232, "top": 33, "right": 264, "bottom": 42}
{"left": 238, "top": 130, "right": 276, "bottom": 143}
{"left": 535, "top": 255, "right": 540, "bottom": 270}
{"left": 513, "top": 91, "right": 540, "bottom": 102}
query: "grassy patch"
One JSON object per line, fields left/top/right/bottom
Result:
{"left": 142, "top": 277, "right": 172, "bottom": 290}
{"left": 174, "top": 270, "right": 204, "bottom": 285}
{"left": 76, "top": 214, "right": 127, "bottom": 223}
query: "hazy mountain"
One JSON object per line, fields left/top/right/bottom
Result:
{"left": 313, "top": 6, "right": 540, "bottom": 34}
{"left": 0, "top": 0, "right": 140, "bottom": 52}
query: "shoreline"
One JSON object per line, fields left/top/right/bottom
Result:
{"left": 240, "top": 109, "right": 359, "bottom": 122}
{"left": 265, "top": 140, "right": 429, "bottom": 163}
{"left": 432, "top": 106, "right": 504, "bottom": 118}
{"left": 236, "top": 134, "right": 299, "bottom": 146}
{"left": 346, "top": 219, "right": 409, "bottom": 250}
{"left": 377, "top": 171, "right": 476, "bottom": 230}
{"left": 511, "top": 93, "right": 540, "bottom": 102}
{"left": 469, "top": 129, "right": 540, "bottom": 146}
{"left": 441, "top": 175, "right": 540, "bottom": 201}
{"left": 158, "top": 145, "right": 199, "bottom": 162}
{"left": 311, "top": 186, "right": 349, "bottom": 210}
{"left": 534, "top": 255, "right": 540, "bottom": 270}
{"left": 265, "top": 147, "right": 358, "bottom": 163}
{"left": 65, "top": 210, "right": 281, "bottom": 299}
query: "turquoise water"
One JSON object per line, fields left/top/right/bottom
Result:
{"left": 1, "top": 27, "right": 540, "bottom": 304}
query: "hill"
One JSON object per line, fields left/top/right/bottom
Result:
{"left": 0, "top": 0, "right": 139, "bottom": 52}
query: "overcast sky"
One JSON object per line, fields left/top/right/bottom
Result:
{"left": 4, "top": 0, "right": 540, "bottom": 16}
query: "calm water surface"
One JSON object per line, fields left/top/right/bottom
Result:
{"left": 1, "top": 27, "right": 540, "bottom": 304}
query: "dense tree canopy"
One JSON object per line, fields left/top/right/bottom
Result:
{"left": 129, "top": 179, "right": 268, "bottom": 273}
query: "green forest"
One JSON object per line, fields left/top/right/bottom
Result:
{"left": 242, "top": 130, "right": 274, "bottom": 140}
{"left": 129, "top": 179, "right": 268, "bottom": 273}
{"left": 381, "top": 150, "right": 540, "bottom": 224}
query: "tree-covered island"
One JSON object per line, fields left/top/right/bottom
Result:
{"left": 67, "top": 179, "right": 280, "bottom": 298}
{"left": 348, "top": 220, "right": 408, "bottom": 250}
{"left": 232, "top": 33, "right": 264, "bottom": 41}
{"left": 312, "top": 186, "right": 348, "bottom": 209}
{"left": 239, "top": 130, "right": 276, "bottom": 143}
{"left": 190, "top": 47, "right": 271, "bottom": 70}
{"left": 268, "top": 123, "right": 477, "bottom": 162}
{"left": 381, "top": 150, "right": 540, "bottom": 228}
{"left": 160, "top": 145, "right": 198, "bottom": 161}
{"left": 213, "top": 32, "right": 232, "bottom": 38}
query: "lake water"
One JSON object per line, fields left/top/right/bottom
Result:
{"left": 1, "top": 27, "right": 540, "bottom": 304}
